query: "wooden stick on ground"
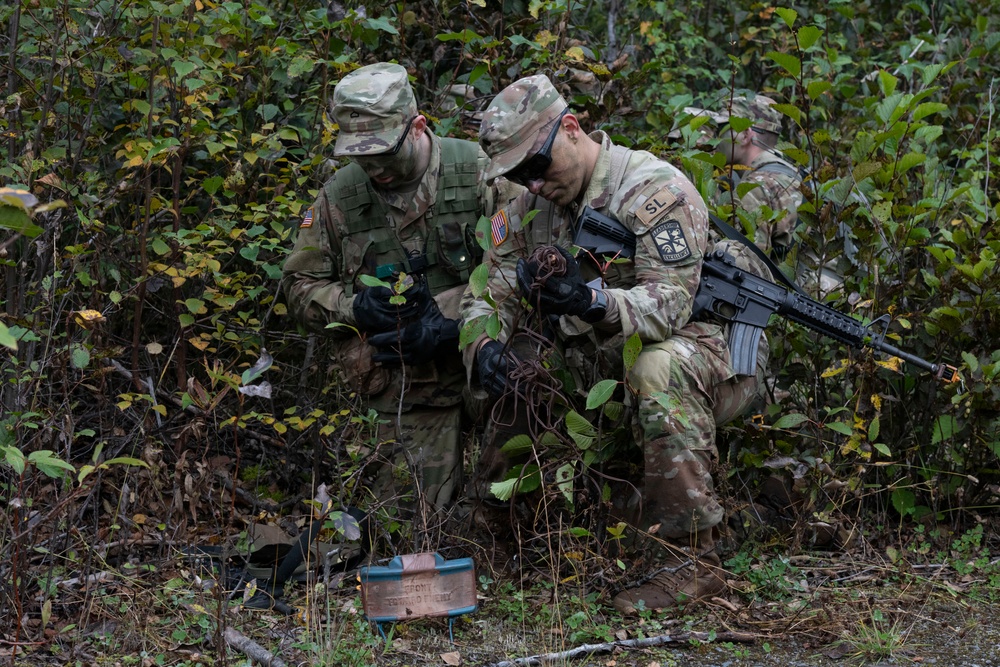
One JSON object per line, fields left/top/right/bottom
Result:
{"left": 222, "top": 627, "right": 288, "bottom": 667}
{"left": 484, "top": 630, "right": 754, "bottom": 667}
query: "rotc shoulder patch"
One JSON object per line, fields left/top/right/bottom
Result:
{"left": 491, "top": 210, "right": 509, "bottom": 246}
{"left": 635, "top": 185, "right": 678, "bottom": 226}
{"left": 650, "top": 219, "right": 691, "bottom": 263}
{"left": 300, "top": 207, "right": 314, "bottom": 228}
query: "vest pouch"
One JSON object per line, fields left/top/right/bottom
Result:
{"left": 341, "top": 237, "right": 375, "bottom": 296}
{"left": 332, "top": 334, "right": 392, "bottom": 396}
{"left": 435, "top": 221, "right": 474, "bottom": 278}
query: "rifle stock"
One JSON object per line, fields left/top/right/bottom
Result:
{"left": 694, "top": 249, "right": 957, "bottom": 382}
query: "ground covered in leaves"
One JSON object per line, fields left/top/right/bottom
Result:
{"left": 4, "top": 462, "right": 999, "bottom": 667}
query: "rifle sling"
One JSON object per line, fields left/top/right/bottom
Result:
{"left": 708, "top": 213, "right": 807, "bottom": 297}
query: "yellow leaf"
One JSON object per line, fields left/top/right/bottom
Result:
{"left": 871, "top": 394, "right": 882, "bottom": 411}
{"left": 565, "top": 46, "right": 585, "bottom": 62}
{"left": 73, "top": 309, "right": 106, "bottom": 329}
{"left": 535, "top": 30, "right": 557, "bottom": 48}
{"left": 152, "top": 404, "right": 167, "bottom": 417}
{"left": 133, "top": 513, "right": 147, "bottom": 525}
{"left": 821, "top": 359, "right": 849, "bottom": 378}
{"left": 189, "top": 337, "right": 210, "bottom": 351}
{"left": 639, "top": 21, "right": 652, "bottom": 35}
{"left": 876, "top": 357, "right": 904, "bottom": 373}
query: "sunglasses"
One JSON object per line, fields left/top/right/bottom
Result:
{"left": 352, "top": 116, "right": 416, "bottom": 165}
{"left": 504, "top": 109, "right": 569, "bottom": 186}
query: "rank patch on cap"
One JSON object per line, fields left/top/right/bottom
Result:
{"left": 491, "top": 210, "right": 509, "bottom": 246}
{"left": 300, "top": 208, "right": 314, "bottom": 228}
{"left": 650, "top": 219, "right": 691, "bottom": 263}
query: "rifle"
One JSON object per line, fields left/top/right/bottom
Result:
{"left": 693, "top": 248, "right": 958, "bottom": 382}
{"left": 572, "top": 207, "right": 957, "bottom": 383}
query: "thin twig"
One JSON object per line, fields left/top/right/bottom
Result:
{"left": 482, "top": 630, "right": 755, "bottom": 667}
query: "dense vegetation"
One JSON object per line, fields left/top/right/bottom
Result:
{"left": 1, "top": 0, "right": 999, "bottom": 661}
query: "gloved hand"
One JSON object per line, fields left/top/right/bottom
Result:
{"left": 369, "top": 306, "right": 460, "bottom": 366}
{"left": 516, "top": 245, "right": 592, "bottom": 317}
{"left": 476, "top": 339, "right": 519, "bottom": 399}
{"left": 351, "top": 279, "right": 431, "bottom": 333}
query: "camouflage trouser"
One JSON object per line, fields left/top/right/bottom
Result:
{"left": 371, "top": 405, "right": 463, "bottom": 511}
{"left": 627, "top": 321, "right": 766, "bottom": 539}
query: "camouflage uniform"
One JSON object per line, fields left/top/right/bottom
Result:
{"left": 283, "top": 63, "right": 517, "bottom": 511}
{"left": 686, "top": 95, "right": 804, "bottom": 258}
{"left": 463, "top": 76, "right": 766, "bottom": 542}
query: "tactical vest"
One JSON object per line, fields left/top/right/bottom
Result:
{"left": 328, "top": 138, "right": 482, "bottom": 297}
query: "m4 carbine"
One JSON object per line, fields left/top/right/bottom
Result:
{"left": 693, "top": 249, "right": 957, "bottom": 381}
{"left": 573, "top": 206, "right": 957, "bottom": 383}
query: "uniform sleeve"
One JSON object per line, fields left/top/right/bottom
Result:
{"left": 605, "top": 161, "right": 710, "bottom": 343}
{"left": 737, "top": 171, "right": 802, "bottom": 254}
{"left": 281, "top": 188, "right": 358, "bottom": 334}
{"left": 459, "top": 190, "right": 532, "bottom": 374}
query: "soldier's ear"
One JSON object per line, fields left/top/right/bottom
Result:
{"left": 412, "top": 114, "right": 428, "bottom": 137}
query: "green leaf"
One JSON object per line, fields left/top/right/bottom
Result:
{"left": 28, "top": 450, "right": 76, "bottom": 479}
{"left": 179, "top": 313, "right": 195, "bottom": 328}
{"left": 485, "top": 312, "right": 502, "bottom": 339}
{"left": 826, "top": 421, "right": 853, "bottom": 436}
{"left": 0, "top": 205, "right": 43, "bottom": 237}
{"left": 436, "top": 29, "right": 482, "bottom": 43}
{"left": 774, "top": 413, "right": 810, "bottom": 430}
{"left": 239, "top": 245, "right": 260, "bottom": 262}
{"left": 359, "top": 274, "right": 390, "bottom": 288}
{"left": 459, "top": 315, "right": 486, "bottom": 347}
{"left": 203, "top": 176, "right": 224, "bottom": 195}
{"left": 797, "top": 25, "right": 823, "bottom": 50}
{"left": 807, "top": 80, "right": 832, "bottom": 100}
{"left": 873, "top": 442, "right": 891, "bottom": 458}
{"left": 150, "top": 238, "right": 170, "bottom": 255}
{"left": 891, "top": 488, "right": 915, "bottom": 516}
{"left": 287, "top": 56, "right": 316, "bottom": 79}
{"left": 469, "top": 263, "right": 488, "bottom": 298}
{"left": 897, "top": 152, "right": 925, "bottom": 174}
{"left": 877, "top": 70, "right": 898, "bottom": 96}
{"left": 184, "top": 298, "right": 206, "bottom": 314}
{"left": 586, "top": 379, "right": 617, "bottom": 410}
{"left": 172, "top": 60, "right": 197, "bottom": 77}
{"left": 766, "top": 51, "right": 801, "bottom": 78}
{"left": 728, "top": 116, "right": 754, "bottom": 133}
{"left": 0, "top": 323, "right": 17, "bottom": 351}
{"left": 70, "top": 344, "right": 91, "bottom": 370}
{"left": 736, "top": 181, "right": 761, "bottom": 198}
{"left": 774, "top": 7, "right": 798, "bottom": 28}
{"left": 770, "top": 103, "right": 801, "bottom": 126}
{"left": 555, "top": 463, "right": 575, "bottom": 505}
{"left": 853, "top": 161, "right": 883, "bottom": 183}
{"left": 257, "top": 104, "right": 279, "bottom": 122}
{"left": 566, "top": 410, "right": 596, "bottom": 450}
{"left": 102, "top": 457, "right": 150, "bottom": 469}
{"left": 868, "top": 416, "right": 881, "bottom": 442}
{"left": 931, "top": 415, "right": 957, "bottom": 445}
{"left": 875, "top": 92, "right": 905, "bottom": 124}
{"left": 364, "top": 16, "right": 399, "bottom": 34}
{"left": 500, "top": 434, "right": 534, "bottom": 456}
{"left": 3, "top": 445, "right": 26, "bottom": 475}
{"left": 912, "top": 102, "right": 948, "bottom": 122}
{"left": 490, "top": 478, "right": 518, "bottom": 502}
{"left": 622, "top": 333, "right": 641, "bottom": 372}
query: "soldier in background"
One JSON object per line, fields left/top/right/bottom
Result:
{"left": 684, "top": 93, "right": 804, "bottom": 260}
{"left": 462, "top": 74, "right": 768, "bottom": 612}
{"left": 283, "top": 63, "right": 518, "bottom": 524}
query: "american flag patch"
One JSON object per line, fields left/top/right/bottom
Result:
{"left": 490, "top": 210, "right": 508, "bottom": 246}
{"left": 300, "top": 208, "right": 314, "bottom": 228}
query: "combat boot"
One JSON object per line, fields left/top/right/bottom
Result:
{"left": 612, "top": 528, "right": 726, "bottom": 614}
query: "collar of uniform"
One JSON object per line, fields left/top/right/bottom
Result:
{"left": 578, "top": 131, "right": 615, "bottom": 211}
{"left": 373, "top": 131, "right": 442, "bottom": 229}
{"left": 748, "top": 149, "right": 789, "bottom": 170}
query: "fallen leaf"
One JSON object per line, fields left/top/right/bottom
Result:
{"left": 615, "top": 628, "right": 628, "bottom": 641}
{"left": 73, "top": 309, "right": 106, "bottom": 329}
{"left": 146, "top": 342, "right": 163, "bottom": 355}
{"left": 441, "top": 651, "right": 461, "bottom": 666}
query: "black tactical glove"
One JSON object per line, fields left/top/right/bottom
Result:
{"left": 516, "top": 245, "right": 592, "bottom": 318}
{"left": 369, "top": 306, "right": 460, "bottom": 367}
{"left": 351, "top": 279, "right": 430, "bottom": 334}
{"left": 476, "top": 339, "right": 520, "bottom": 399}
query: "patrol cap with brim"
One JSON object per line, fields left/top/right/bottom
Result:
{"left": 683, "top": 94, "right": 782, "bottom": 135}
{"left": 332, "top": 63, "right": 418, "bottom": 157}
{"left": 479, "top": 74, "right": 568, "bottom": 184}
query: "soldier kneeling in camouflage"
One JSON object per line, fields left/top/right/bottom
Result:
{"left": 461, "top": 75, "right": 768, "bottom": 612}
{"left": 283, "top": 63, "right": 518, "bottom": 525}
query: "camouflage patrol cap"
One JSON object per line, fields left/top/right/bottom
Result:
{"left": 479, "top": 74, "right": 568, "bottom": 184}
{"left": 684, "top": 93, "right": 782, "bottom": 135}
{"left": 332, "top": 63, "right": 418, "bottom": 157}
